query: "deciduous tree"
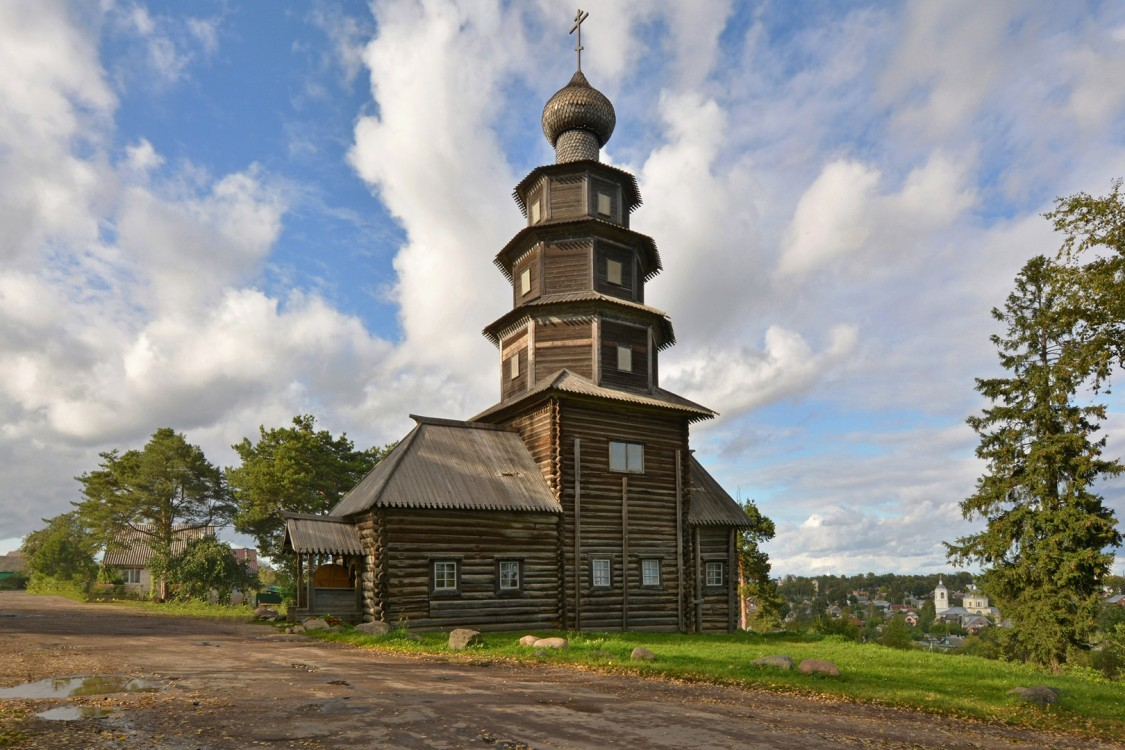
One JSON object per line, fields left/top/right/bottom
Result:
{"left": 20, "top": 512, "right": 98, "bottom": 589}
{"left": 947, "top": 255, "right": 1122, "bottom": 668}
{"left": 227, "top": 415, "right": 392, "bottom": 560}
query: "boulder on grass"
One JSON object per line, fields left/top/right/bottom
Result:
{"left": 355, "top": 621, "right": 392, "bottom": 636}
{"left": 448, "top": 628, "right": 483, "bottom": 650}
{"left": 254, "top": 606, "right": 279, "bottom": 619}
{"left": 1008, "top": 686, "right": 1060, "bottom": 705}
{"left": 798, "top": 659, "right": 840, "bottom": 677}
{"left": 533, "top": 637, "right": 568, "bottom": 649}
{"left": 630, "top": 647, "right": 655, "bottom": 661}
{"left": 752, "top": 655, "right": 794, "bottom": 670}
{"left": 302, "top": 618, "right": 330, "bottom": 631}
{"left": 519, "top": 635, "right": 542, "bottom": 647}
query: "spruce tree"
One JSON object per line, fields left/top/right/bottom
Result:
{"left": 948, "top": 256, "right": 1121, "bottom": 667}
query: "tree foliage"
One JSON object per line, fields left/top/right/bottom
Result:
{"left": 164, "top": 537, "right": 258, "bottom": 605}
{"left": 75, "top": 428, "right": 232, "bottom": 598}
{"left": 736, "top": 500, "right": 782, "bottom": 630}
{"left": 948, "top": 255, "right": 1122, "bottom": 668}
{"left": 227, "top": 415, "right": 392, "bottom": 560}
{"left": 20, "top": 512, "right": 98, "bottom": 588}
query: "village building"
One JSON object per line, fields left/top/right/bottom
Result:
{"left": 101, "top": 525, "right": 216, "bottom": 595}
{"left": 284, "top": 20, "right": 754, "bottom": 633}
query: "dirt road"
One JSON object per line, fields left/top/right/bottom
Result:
{"left": 0, "top": 592, "right": 1116, "bottom": 749}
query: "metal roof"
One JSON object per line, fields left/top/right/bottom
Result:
{"left": 687, "top": 457, "right": 756, "bottom": 528}
{"left": 330, "top": 416, "right": 561, "bottom": 518}
{"left": 101, "top": 525, "right": 216, "bottom": 567}
{"left": 472, "top": 369, "right": 716, "bottom": 423}
{"left": 283, "top": 513, "right": 364, "bottom": 555}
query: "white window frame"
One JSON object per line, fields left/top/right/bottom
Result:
{"left": 591, "top": 557, "right": 612, "bottom": 588}
{"left": 705, "top": 561, "right": 724, "bottom": 588}
{"left": 433, "top": 560, "right": 458, "bottom": 592}
{"left": 520, "top": 268, "right": 531, "bottom": 296}
{"left": 609, "top": 441, "right": 644, "bottom": 473}
{"left": 530, "top": 199, "right": 541, "bottom": 224}
{"left": 607, "top": 259, "right": 623, "bottom": 286}
{"left": 123, "top": 568, "right": 141, "bottom": 584}
{"left": 616, "top": 345, "right": 632, "bottom": 372}
{"left": 498, "top": 560, "right": 520, "bottom": 591}
{"left": 510, "top": 352, "right": 520, "bottom": 380}
{"left": 596, "top": 191, "right": 612, "bottom": 217}
{"left": 641, "top": 559, "right": 661, "bottom": 587}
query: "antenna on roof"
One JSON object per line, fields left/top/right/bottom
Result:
{"left": 570, "top": 9, "right": 589, "bottom": 71}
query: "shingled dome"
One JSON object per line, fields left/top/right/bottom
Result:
{"left": 541, "top": 70, "right": 616, "bottom": 163}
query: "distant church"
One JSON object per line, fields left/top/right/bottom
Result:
{"left": 284, "top": 14, "right": 754, "bottom": 633}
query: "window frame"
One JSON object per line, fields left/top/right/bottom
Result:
{"left": 430, "top": 559, "right": 461, "bottom": 596}
{"left": 596, "top": 191, "right": 612, "bottom": 217}
{"left": 609, "top": 441, "right": 644, "bottom": 473}
{"left": 616, "top": 345, "right": 633, "bottom": 372}
{"left": 591, "top": 557, "right": 612, "bottom": 589}
{"left": 704, "top": 560, "right": 725, "bottom": 588}
{"left": 496, "top": 559, "right": 523, "bottom": 595}
{"left": 519, "top": 268, "right": 531, "bottom": 296}
{"left": 509, "top": 352, "right": 520, "bottom": 380}
{"left": 606, "top": 258, "right": 623, "bottom": 286}
{"left": 530, "top": 199, "right": 541, "bottom": 224}
{"left": 640, "top": 558, "right": 661, "bottom": 588}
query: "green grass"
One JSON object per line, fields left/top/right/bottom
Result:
{"left": 309, "top": 628, "right": 1124, "bottom": 742}
{"left": 93, "top": 597, "right": 268, "bottom": 620}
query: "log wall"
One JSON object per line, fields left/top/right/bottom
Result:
{"left": 599, "top": 320, "right": 650, "bottom": 391}
{"left": 557, "top": 403, "right": 689, "bottom": 631}
{"left": 696, "top": 525, "right": 736, "bottom": 633}
{"left": 544, "top": 240, "right": 592, "bottom": 294}
{"left": 533, "top": 320, "right": 594, "bottom": 380}
{"left": 375, "top": 508, "right": 560, "bottom": 631}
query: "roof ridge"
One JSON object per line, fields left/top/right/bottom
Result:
{"left": 410, "top": 415, "right": 512, "bottom": 431}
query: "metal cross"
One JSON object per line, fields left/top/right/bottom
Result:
{"left": 570, "top": 9, "right": 589, "bottom": 71}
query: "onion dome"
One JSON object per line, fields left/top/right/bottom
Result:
{"left": 541, "top": 70, "right": 616, "bottom": 163}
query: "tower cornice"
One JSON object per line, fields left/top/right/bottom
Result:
{"left": 493, "top": 218, "right": 662, "bottom": 282}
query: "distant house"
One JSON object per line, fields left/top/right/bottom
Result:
{"left": 964, "top": 615, "right": 991, "bottom": 636}
{"left": 101, "top": 525, "right": 215, "bottom": 595}
{"left": 1105, "top": 594, "right": 1125, "bottom": 607}
{"left": 0, "top": 552, "right": 25, "bottom": 583}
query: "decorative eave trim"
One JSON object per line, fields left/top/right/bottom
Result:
{"left": 512, "top": 160, "right": 642, "bottom": 216}
{"left": 482, "top": 295, "right": 676, "bottom": 350}
{"left": 493, "top": 219, "right": 662, "bottom": 283}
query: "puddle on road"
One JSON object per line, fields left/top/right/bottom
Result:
{"left": 0, "top": 676, "right": 162, "bottom": 699}
{"left": 36, "top": 706, "right": 113, "bottom": 721}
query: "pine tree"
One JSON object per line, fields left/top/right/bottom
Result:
{"left": 948, "top": 256, "right": 1122, "bottom": 667}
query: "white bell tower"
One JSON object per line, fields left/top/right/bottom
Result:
{"left": 934, "top": 578, "right": 949, "bottom": 615}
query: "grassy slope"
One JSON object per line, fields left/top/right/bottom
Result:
{"left": 313, "top": 628, "right": 1124, "bottom": 742}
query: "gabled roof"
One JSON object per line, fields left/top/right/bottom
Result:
{"left": 330, "top": 416, "right": 561, "bottom": 518}
{"left": 471, "top": 369, "right": 716, "bottom": 423}
{"left": 283, "top": 513, "right": 363, "bottom": 555}
{"left": 687, "top": 457, "right": 756, "bottom": 528}
{"left": 0, "top": 553, "right": 25, "bottom": 574}
{"left": 101, "top": 525, "right": 216, "bottom": 567}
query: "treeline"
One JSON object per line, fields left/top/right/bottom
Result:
{"left": 775, "top": 571, "right": 977, "bottom": 611}
{"left": 19, "top": 415, "right": 395, "bottom": 603}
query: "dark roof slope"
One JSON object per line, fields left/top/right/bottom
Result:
{"left": 283, "top": 513, "right": 364, "bottom": 555}
{"left": 688, "top": 457, "right": 755, "bottom": 528}
{"left": 330, "top": 416, "right": 560, "bottom": 518}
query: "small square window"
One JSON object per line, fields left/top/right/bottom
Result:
{"left": 705, "top": 561, "right": 724, "bottom": 588}
{"left": 510, "top": 353, "right": 520, "bottom": 380}
{"left": 498, "top": 560, "right": 521, "bottom": 591}
{"left": 530, "top": 199, "right": 541, "bottom": 224}
{"left": 596, "top": 192, "right": 612, "bottom": 216}
{"left": 607, "top": 259, "right": 622, "bottom": 286}
{"left": 591, "top": 558, "right": 612, "bottom": 588}
{"left": 641, "top": 559, "right": 661, "bottom": 587}
{"left": 609, "top": 441, "right": 644, "bottom": 473}
{"left": 616, "top": 346, "right": 632, "bottom": 372}
{"left": 123, "top": 569, "right": 141, "bottom": 584}
{"left": 433, "top": 561, "right": 458, "bottom": 592}
{"left": 520, "top": 268, "right": 531, "bottom": 296}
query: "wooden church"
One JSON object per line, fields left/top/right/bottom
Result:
{"left": 284, "top": 18, "right": 754, "bottom": 633}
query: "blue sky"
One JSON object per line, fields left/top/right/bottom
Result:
{"left": 1, "top": 0, "right": 1124, "bottom": 577}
